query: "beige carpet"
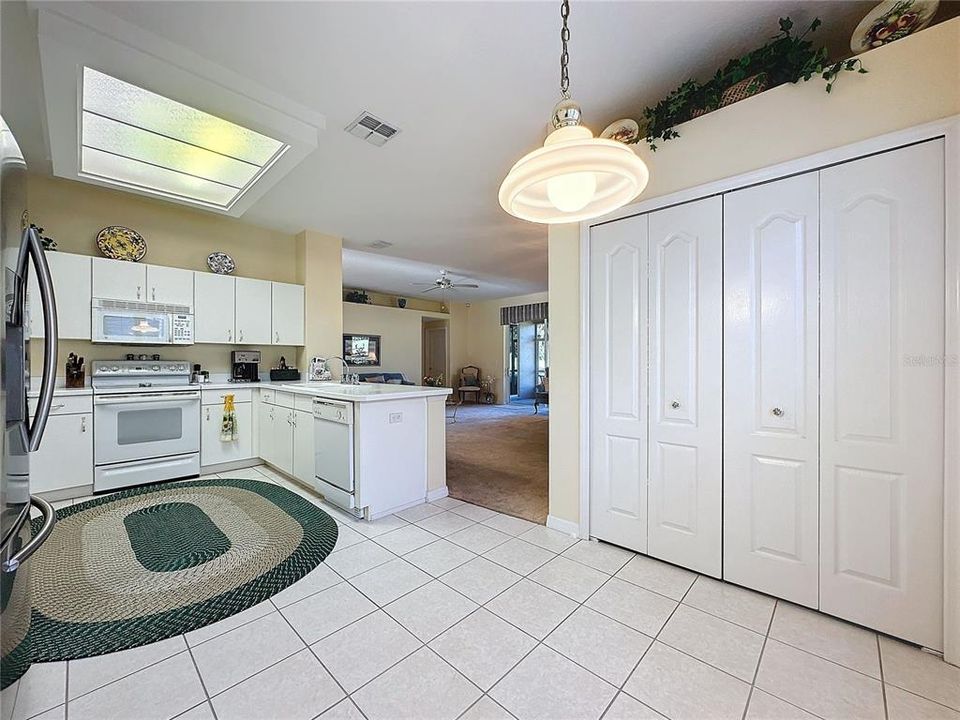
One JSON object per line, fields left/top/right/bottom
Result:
{"left": 445, "top": 403, "right": 548, "bottom": 524}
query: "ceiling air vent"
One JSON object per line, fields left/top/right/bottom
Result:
{"left": 368, "top": 240, "right": 394, "bottom": 250}
{"left": 346, "top": 111, "right": 401, "bottom": 147}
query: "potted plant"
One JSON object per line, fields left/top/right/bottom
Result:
{"left": 643, "top": 17, "right": 867, "bottom": 150}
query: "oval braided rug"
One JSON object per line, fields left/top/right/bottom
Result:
{"left": 27, "top": 477, "right": 338, "bottom": 662}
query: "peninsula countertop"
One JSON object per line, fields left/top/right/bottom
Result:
{"left": 277, "top": 381, "right": 452, "bottom": 403}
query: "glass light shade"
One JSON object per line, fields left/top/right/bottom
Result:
{"left": 499, "top": 125, "right": 649, "bottom": 224}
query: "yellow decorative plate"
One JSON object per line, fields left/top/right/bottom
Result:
{"left": 96, "top": 226, "right": 146, "bottom": 262}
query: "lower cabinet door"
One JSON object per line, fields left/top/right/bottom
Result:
{"left": 258, "top": 402, "right": 276, "bottom": 466}
{"left": 272, "top": 409, "right": 295, "bottom": 476}
{"left": 201, "top": 402, "right": 253, "bottom": 466}
{"left": 31, "top": 414, "right": 93, "bottom": 493}
{"left": 292, "top": 410, "right": 315, "bottom": 485}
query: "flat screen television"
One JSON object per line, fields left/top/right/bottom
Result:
{"left": 343, "top": 334, "right": 381, "bottom": 366}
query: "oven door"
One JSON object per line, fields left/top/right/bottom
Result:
{"left": 94, "top": 391, "right": 200, "bottom": 465}
{"left": 92, "top": 307, "right": 172, "bottom": 345}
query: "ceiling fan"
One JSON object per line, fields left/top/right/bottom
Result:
{"left": 411, "top": 270, "right": 479, "bottom": 293}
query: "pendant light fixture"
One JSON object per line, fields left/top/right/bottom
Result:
{"left": 498, "top": 0, "right": 650, "bottom": 224}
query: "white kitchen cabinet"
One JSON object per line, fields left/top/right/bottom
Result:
{"left": 201, "top": 401, "right": 253, "bottom": 466}
{"left": 271, "top": 282, "right": 304, "bottom": 345}
{"left": 194, "top": 272, "right": 236, "bottom": 343}
{"left": 646, "top": 196, "right": 723, "bottom": 577}
{"left": 258, "top": 399, "right": 276, "bottom": 467}
{"left": 722, "top": 172, "right": 821, "bottom": 608}
{"left": 30, "top": 412, "right": 93, "bottom": 495}
{"left": 29, "top": 251, "right": 91, "bottom": 339}
{"left": 819, "top": 140, "right": 945, "bottom": 650}
{"left": 292, "top": 409, "right": 315, "bottom": 485}
{"left": 235, "top": 277, "right": 272, "bottom": 345}
{"left": 588, "top": 213, "right": 649, "bottom": 553}
{"left": 271, "top": 406, "right": 295, "bottom": 475}
{"left": 92, "top": 257, "right": 147, "bottom": 301}
{"left": 147, "top": 265, "right": 194, "bottom": 307}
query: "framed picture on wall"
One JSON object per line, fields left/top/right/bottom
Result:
{"left": 343, "top": 334, "right": 381, "bottom": 366}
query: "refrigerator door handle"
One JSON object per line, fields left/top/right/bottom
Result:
{"left": 17, "top": 225, "right": 58, "bottom": 451}
{"left": 1, "top": 496, "right": 56, "bottom": 572}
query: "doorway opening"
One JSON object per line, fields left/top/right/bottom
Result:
{"left": 508, "top": 320, "right": 548, "bottom": 407}
{"left": 421, "top": 318, "right": 449, "bottom": 387}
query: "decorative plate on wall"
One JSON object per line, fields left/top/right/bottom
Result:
{"left": 851, "top": 0, "right": 939, "bottom": 54}
{"left": 207, "top": 251, "right": 236, "bottom": 275}
{"left": 96, "top": 226, "right": 146, "bottom": 262}
{"left": 601, "top": 119, "right": 641, "bottom": 145}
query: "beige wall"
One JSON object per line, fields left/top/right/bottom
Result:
{"left": 342, "top": 302, "right": 448, "bottom": 383}
{"left": 297, "top": 231, "right": 344, "bottom": 370}
{"left": 29, "top": 175, "right": 298, "bottom": 281}
{"left": 548, "top": 19, "right": 960, "bottom": 526}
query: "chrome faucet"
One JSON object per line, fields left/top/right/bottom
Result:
{"left": 329, "top": 356, "right": 359, "bottom": 385}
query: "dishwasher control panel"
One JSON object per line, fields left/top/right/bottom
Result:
{"left": 313, "top": 399, "right": 354, "bottom": 424}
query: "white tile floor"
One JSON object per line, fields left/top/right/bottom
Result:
{"left": 11, "top": 464, "right": 960, "bottom": 720}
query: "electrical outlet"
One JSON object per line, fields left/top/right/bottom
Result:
{"left": 389, "top": 412, "right": 403, "bottom": 424}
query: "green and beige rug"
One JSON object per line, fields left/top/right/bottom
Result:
{"left": 27, "top": 477, "right": 337, "bottom": 662}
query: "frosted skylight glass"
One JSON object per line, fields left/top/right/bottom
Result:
{"left": 82, "top": 147, "right": 237, "bottom": 207}
{"left": 79, "top": 67, "right": 287, "bottom": 208}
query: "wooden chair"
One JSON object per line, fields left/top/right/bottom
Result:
{"left": 534, "top": 375, "right": 550, "bottom": 414}
{"left": 458, "top": 365, "right": 482, "bottom": 403}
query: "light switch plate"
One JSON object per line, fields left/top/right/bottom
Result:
{"left": 388, "top": 412, "right": 403, "bottom": 424}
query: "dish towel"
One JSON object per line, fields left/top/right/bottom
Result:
{"left": 220, "top": 394, "right": 238, "bottom": 442}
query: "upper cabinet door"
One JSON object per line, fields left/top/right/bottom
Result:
{"left": 235, "top": 277, "right": 272, "bottom": 345}
{"left": 147, "top": 265, "right": 194, "bottom": 307}
{"left": 194, "top": 272, "right": 236, "bottom": 344}
{"left": 723, "top": 172, "right": 820, "bottom": 607}
{"left": 819, "top": 140, "right": 945, "bottom": 650}
{"left": 647, "top": 196, "right": 723, "bottom": 577}
{"left": 92, "top": 257, "right": 147, "bottom": 301}
{"left": 588, "top": 214, "right": 649, "bottom": 553}
{"left": 29, "top": 252, "right": 92, "bottom": 340}
{"left": 271, "top": 282, "right": 304, "bottom": 345}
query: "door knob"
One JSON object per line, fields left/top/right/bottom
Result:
{"left": 671, "top": 400, "right": 681, "bottom": 409}
{"left": 771, "top": 407, "right": 784, "bottom": 417}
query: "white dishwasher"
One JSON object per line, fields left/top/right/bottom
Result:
{"left": 313, "top": 399, "right": 359, "bottom": 516}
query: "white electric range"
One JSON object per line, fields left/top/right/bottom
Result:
{"left": 91, "top": 359, "right": 200, "bottom": 492}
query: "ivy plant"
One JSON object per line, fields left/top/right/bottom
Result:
{"left": 642, "top": 17, "right": 867, "bottom": 150}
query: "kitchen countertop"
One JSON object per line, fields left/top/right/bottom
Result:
{"left": 278, "top": 381, "right": 452, "bottom": 403}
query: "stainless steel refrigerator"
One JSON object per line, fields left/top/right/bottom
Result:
{"left": 0, "top": 116, "right": 59, "bottom": 698}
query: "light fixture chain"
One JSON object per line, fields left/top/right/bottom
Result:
{"left": 559, "top": 0, "right": 571, "bottom": 99}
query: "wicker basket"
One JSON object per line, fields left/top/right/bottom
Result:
{"left": 720, "top": 73, "right": 768, "bottom": 107}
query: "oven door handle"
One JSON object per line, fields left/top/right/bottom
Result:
{"left": 94, "top": 391, "right": 200, "bottom": 406}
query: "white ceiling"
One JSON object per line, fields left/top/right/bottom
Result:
{"left": 3, "top": 0, "right": 874, "bottom": 300}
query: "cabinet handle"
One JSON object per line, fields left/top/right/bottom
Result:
{"left": 771, "top": 407, "right": 784, "bottom": 417}
{"left": 239, "top": 330, "right": 243, "bottom": 343}
{"left": 275, "top": 331, "right": 280, "bottom": 343}
{"left": 80, "top": 417, "right": 86, "bottom": 432}
{"left": 152, "top": 287, "right": 156, "bottom": 302}
{"left": 50, "top": 403, "right": 65, "bottom": 411}
{"left": 206, "top": 408, "right": 210, "bottom": 421}
{"left": 137, "top": 285, "right": 141, "bottom": 300}
{"left": 670, "top": 400, "right": 680, "bottom": 409}
{"left": 227, "top": 329, "right": 232, "bottom": 342}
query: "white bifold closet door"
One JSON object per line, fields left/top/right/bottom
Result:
{"left": 819, "top": 140, "right": 945, "bottom": 650}
{"left": 589, "top": 215, "right": 649, "bottom": 552}
{"left": 723, "top": 173, "right": 821, "bottom": 607}
{"left": 646, "top": 197, "right": 723, "bottom": 576}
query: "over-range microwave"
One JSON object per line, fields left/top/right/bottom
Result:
{"left": 91, "top": 298, "right": 193, "bottom": 345}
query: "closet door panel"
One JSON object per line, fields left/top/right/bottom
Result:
{"left": 647, "top": 197, "right": 723, "bottom": 576}
{"left": 820, "top": 140, "right": 944, "bottom": 649}
{"left": 589, "top": 215, "right": 649, "bottom": 552}
{"left": 723, "top": 173, "right": 820, "bottom": 607}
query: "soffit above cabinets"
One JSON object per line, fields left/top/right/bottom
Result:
{"left": 35, "top": 4, "right": 323, "bottom": 216}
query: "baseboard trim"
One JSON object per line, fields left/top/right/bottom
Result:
{"left": 426, "top": 486, "right": 449, "bottom": 502}
{"left": 546, "top": 514, "right": 581, "bottom": 537}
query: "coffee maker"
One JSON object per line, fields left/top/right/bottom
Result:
{"left": 230, "top": 350, "right": 261, "bottom": 383}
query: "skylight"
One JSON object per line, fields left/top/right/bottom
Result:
{"left": 79, "top": 67, "right": 288, "bottom": 210}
